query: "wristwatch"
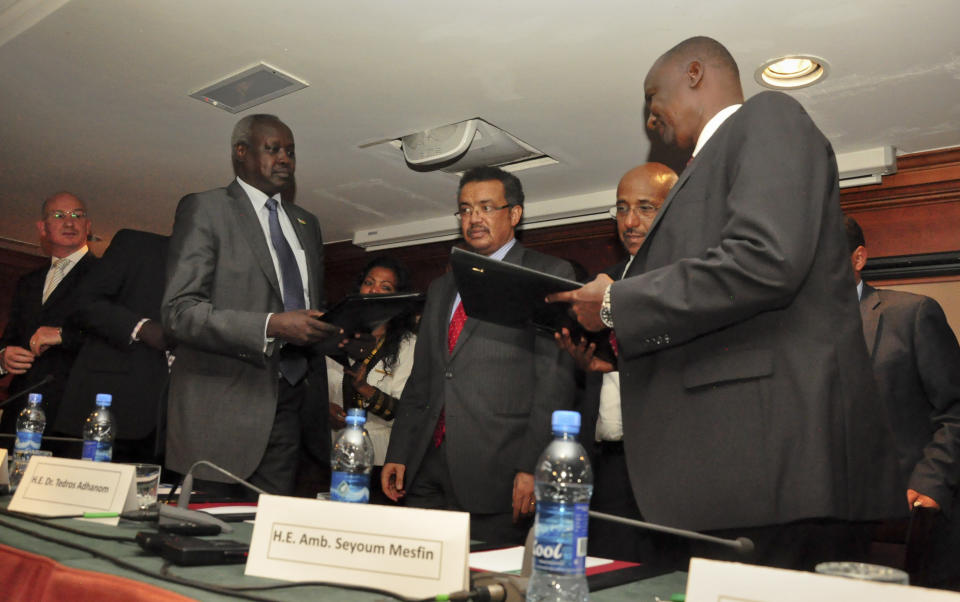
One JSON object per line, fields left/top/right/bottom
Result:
{"left": 600, "top": 284, "right": 614, "bottom": 328}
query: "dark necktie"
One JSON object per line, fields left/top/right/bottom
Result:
{"left": 265, "top": 197, "right": 305, "bottom": 311}
{"left": 265, "top": 197, "right": 307, "bottom": 384}
{"left": 433, "top": 301, "right": 467, "bottom": 447}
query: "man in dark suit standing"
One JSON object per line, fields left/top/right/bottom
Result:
{"left": 1, "top": 192, "right": 97, "bottom": 434}
{"left": 556, "top": 162, "right": 676, "bottom": 562}
{"left": 845, "top": 215, "right": 960, "bottom": 588}
{"left": 382, "top": 166, "right": 576, "bottom": 545}
{"left": 162, "top": 114, "right": 335, "bottom": 496}
{"left": 551, "top": 37, "right": 902, "bottom": 569}
{"left": 57, "top": 229, "right": 171, "bottom": 463}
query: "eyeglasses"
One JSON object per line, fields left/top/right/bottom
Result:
{"left": 454, "top": 204, "right": 512, "bottom": 220}
{"left": 608, "top": 204, "right": 658, "bottom": 220}
{"left": 46, "top": 210, "right": 87, "bottom": 220}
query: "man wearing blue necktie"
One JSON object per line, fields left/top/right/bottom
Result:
{"left": 162, "top": 114, "right": 336, "bottom": 496}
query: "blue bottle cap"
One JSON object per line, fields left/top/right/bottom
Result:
{"left": 552, "top": 410, "right": 581, "bottom": 435}
{"left": 95, "top": 393, "right": 112, "bottom": 407}
{"left": 28, "top": 393, "right": 42, "bottom": 404}
{"left": 346, "top": 408, "right": 366, "bottom": 426}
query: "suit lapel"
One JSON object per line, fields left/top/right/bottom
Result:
{"left": 228, "top": 181, "right": 284, "bottom": 303}
{"left": 860, "top": 283, "right": 882, "bottom": 357}
{"left": 43, "top": 252, "right": 93, "bottom": 308}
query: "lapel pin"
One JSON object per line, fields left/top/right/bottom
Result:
{"left": 296, "top": 218, "right": 307, "bottom": 225}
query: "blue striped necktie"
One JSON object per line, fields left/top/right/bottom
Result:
{"left": 265, "top": 197, "right": 307, "bottom": 384}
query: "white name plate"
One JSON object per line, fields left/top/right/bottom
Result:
{"left": 686, "top": 558, "right": 960, "bottom": 601}
{"left": 8, "top": 456, "right": 137, "bottom": 525}
{"left": 246, "top": 494, "right": 469, "bottom": 599}
{"left": 0, "top": 449, "right": 8, "bottom": 486}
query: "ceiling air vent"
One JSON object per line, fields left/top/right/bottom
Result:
{"left": 189, "top": 62, "right": 308, "bottom": 114}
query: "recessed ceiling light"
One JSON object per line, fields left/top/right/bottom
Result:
{"left": 755, "top": 55, "right": 829, "bottom": 90}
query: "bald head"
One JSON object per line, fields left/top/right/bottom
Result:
{"left": 37, "top": 191, "right": 90, "bottom": 258}
{"left": 644, "top": 36, "right": 744, "bottom": 152}
{"left": 614, "top": 163, "right": 677, "bottom": 255}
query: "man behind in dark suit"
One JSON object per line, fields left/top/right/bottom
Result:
{"left": 162, "top": 114, "right": 336, "bottom": 496}
{"left": 555, "top": 163, "right": 676, "bottom": 562}
{"left": 57, "top": 229, "right": 171, "bottom": 464}
{"left": 1, "top": 192, "right": 97, "bottom": 436}
{"left": 382, "top": 166, "right": 576, "bottom": 545}
{"left": 550, "top": 37, "right": 902, "bottom": 569}
{"left": 845, "top": 215, "right": 960, "bottom": 588}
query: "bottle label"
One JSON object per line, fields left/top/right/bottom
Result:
{"left": 14, "top": 431, "right": 42, "bottom": 453}
{"left": 532, "top": 501, "right": 589, "bottom": 575}
{"left": 81, "top": 441, "right": 113, "bottom": 462}
{"left": 330, "top": 471, "right": 370, "bottom": 503}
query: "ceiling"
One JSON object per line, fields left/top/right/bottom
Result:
{"left": 1, "top": 0, "right": 958, "bottom": 255}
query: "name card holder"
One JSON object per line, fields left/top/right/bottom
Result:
{"left": 8, "top": 456, "right": 137, "bottom": 525}
{"left": 685, "top": 558, "right": 954, "bottom": 602}
{"left": 246, "top": 494, "right": 469, "bottom": 599}
{"left": 0, "top": 449, "right": 8, "bottom": 486}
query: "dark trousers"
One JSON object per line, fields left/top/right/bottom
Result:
{"left": 588, "top": 441, "right": 657, "bottom": 562}
{"left": 406, "top": 440, "right": 531, "bottom": 547}
{"left": 647, "top": 518, "right": 874, "bottom": 572}
{"left": 192, "top": 378, "right": 304, "bottom": 501}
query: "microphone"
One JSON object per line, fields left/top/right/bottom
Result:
{"left": 177, "top": 459, "right": 267, "bottom": 509}
{"left": 589, "top": 510, "right": 755, "bottom": 555}
{"left": 121, "top": 505, "right": 234, "bottom": 533}
{"left": 0, "top": 374, "right": 54, "bottom": 410}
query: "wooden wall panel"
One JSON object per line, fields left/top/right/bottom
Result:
{"left": 841, "top": 148, "right": 960, "bottom": 258}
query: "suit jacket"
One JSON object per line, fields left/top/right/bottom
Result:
{"left": 612, "top": 92, "right": 902, "bottom": 531}
{"left": 861, "top": 283, "right": 960, "bottom": 510}
{"left": 385, "top": 242, "right": 576, "bottom": 514}
{"left": 161, "top": 181, "right": 328, "bottom": 481}
{"left": 0, "top": 251, "right": 98, "bottom": 432}
{"left": 57, "top": 230, "right": 170, "bottom": 440}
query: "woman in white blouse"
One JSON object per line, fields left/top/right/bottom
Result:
{"left": 328, "top": 256, "right": 418, "bottom": 503}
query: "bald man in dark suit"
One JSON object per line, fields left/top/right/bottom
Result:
{"left": 552, "top": 37, "right": 902, "bottom": 569}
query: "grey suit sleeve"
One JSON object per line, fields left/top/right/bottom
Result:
{"left": 161, "top": 193, "right": 271, "bottom": 364}
{"left": 908, "top": 297, "right": 960, "bottom": 507}
{"left": 613, "top": 94, "right": 833, "bottom": 357}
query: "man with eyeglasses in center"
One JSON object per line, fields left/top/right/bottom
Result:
{"left": 554, "top": 163, "right": 677, "bottom": 562}
{"left": 1, "top": 191, "right": 98, "bottom": 434}
{"left": 382, "top": 166, "right": 576, "bottom": 546}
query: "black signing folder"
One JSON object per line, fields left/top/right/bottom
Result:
{"left": 450, "top": 247, "right": 615, "bottom": 362}
{"left": 317, "top": 292, "right": 425, "bottom": 359}
{"left": 323, "top": 292, "right": 425, "bottom": 335}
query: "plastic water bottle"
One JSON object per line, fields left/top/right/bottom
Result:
{"left": 527, "top": 410, "right": 594, "bottom": 602}
{"left": 14, "top": 393, "right": 46, "bottom": 454}
{"left": 330, "top": 408, "right": 374, "bottom": 503}
{"left": 81, "top": 393, "right": 114, "bottom": 462}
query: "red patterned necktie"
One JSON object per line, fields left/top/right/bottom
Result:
{"left": 434, "top": 301, "right": 467, "bottom": 447}
{"left": 447, "top": 301, "right": 467, "bottom": 352}
{"left": 609, "top": 330, "right": 619, "bottom": 358}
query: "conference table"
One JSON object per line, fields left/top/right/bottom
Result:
{"left": 0, "top": 501, "right": 687, "bottom": 600}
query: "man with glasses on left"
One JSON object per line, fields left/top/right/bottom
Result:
{"left": 1, "top": 191, "right": 98, "bottom": 434}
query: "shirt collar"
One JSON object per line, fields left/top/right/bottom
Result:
{"left": 857, "top": 279, "right": 863, "bottom": 300}
{"left": 692, "top": 104, "right": 742, "bottom": 157}
{"left": 236, "top": 176, "right": 283, "bottom": 209}
{"left": 487, "top": 237, "right": 517, "bottom": 261}
{"left": 53, "top": 245, "right": 88, "bottom": 265}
